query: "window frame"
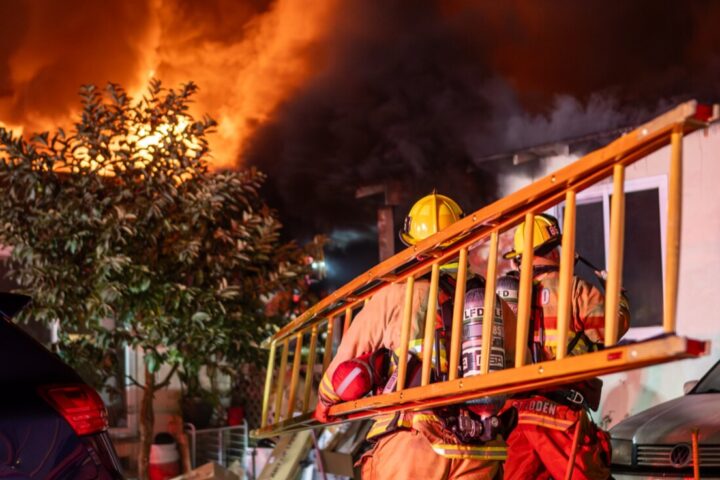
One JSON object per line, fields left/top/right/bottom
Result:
{"left": 551, "top": 174, "right": 668, "bottom": 340}
{"left": 107, "top": 345, "right": 140, "bottom": 438}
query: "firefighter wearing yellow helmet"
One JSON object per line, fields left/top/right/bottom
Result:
{"left": 315, "top": 193, "right": 518, "bottom": 480}
{"left": 502, "top": 213, "right": 562, "bottom": 261}
{"left": 501, "top": 213, "right": 630, "bottom": 480}
{"left": 400, "top": 192, "right": 464, "bottom": 246}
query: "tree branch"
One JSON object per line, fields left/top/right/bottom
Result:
{"left": 156, "top": 362, "right": 180, "bottom": 390}
{"left": 126, "top": 374, "right": 146, "bottom": 390}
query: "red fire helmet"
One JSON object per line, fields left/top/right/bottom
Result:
{"left": 331, "top": 350, "right": 389, "bottom": 401}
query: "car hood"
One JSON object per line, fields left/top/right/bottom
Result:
{"left": 611, "top": 393, "right": 720, "bottom": 444}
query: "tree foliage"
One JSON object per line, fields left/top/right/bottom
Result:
{"left": 0, "top": 80, "right": 312, "bottom": 476}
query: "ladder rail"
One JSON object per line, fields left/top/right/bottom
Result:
{"left": 254, "top": 336, "right": 709, "bottom": 438}
{"left": 268, "top": 103, "right": 700, "bottom": 346}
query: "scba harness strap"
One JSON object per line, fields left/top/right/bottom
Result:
{"left": 542, "top": 388, "right": 586, "bottom": 411}
{"left": 440, "top": 407, "right": 517, "bottom": 444}
{"left": 369, "top": 274, "right": 512, "bottom": 445}
{"left": 519, "top": 265, "right": 605, "bottom": 411}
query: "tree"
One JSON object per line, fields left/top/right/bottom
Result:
{"left": 0, "top": 80, "right": 311, "bottom": 478}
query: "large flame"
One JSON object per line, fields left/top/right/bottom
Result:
{"left": 72, "top": 117, "right": 204, "bottom": 176}
{"left": 0, "top": 0, "right": 339, "bottom": 169}
{"left": 2, "top": 0, "right": 716, "bottom": 175}
{"left": 139, "top": 0, "right": 339, "bottom": 168}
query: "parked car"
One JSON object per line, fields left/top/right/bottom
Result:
{"left": 610, "top": 358, "right": 720, "bottom": 479}
{"left": 0, "top": 293, "right": 123, "bottom": 479}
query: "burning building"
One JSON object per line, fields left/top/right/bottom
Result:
{"left": 1, "top": 0, "right": 720, "bottom": 472}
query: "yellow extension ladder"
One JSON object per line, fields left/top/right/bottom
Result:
{"left": 252, "top": 101, "right": 712, "bottom": 439}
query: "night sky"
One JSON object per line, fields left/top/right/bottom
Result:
{"left": 1, "top": 0, "right": 719, "bottom": 281}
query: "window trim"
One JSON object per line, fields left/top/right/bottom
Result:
{"left": 108, "top": 344, "right": 140, "bottom": 438}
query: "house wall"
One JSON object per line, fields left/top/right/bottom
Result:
{"left": 494, "top": 123, "right": 720, "bottom": 428}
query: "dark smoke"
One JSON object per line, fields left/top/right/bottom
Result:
{"left": 155, "top": 0, "right": 273, "bottom": 45}
{"left": 246, "top": 0, "right": 720, "bottom": 239}
{"left": 246, "top": 0, "right": 501, "bottom": 239}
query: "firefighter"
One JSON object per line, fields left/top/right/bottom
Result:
{"left": 501, "top": 213, "right": 631, "bottom": 480}
{"left": 314, "top": 193, "right": 516, "bottom": 480}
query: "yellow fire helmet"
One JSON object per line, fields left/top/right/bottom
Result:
{"left": 503, "top": 213, "right": 562, "bottom": 259}
{"left": 400, "top": 193, "right": 464, "bottom": 246}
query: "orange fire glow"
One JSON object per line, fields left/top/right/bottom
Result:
{"left": 139, "top": 0, "right": 339, "bottom": 168}
{"left": 0, "top": 0, "right": 339, "bottom": 170}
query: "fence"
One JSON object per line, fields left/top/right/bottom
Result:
{"left": 185, "top": 421, "right": 256, "bottom": 479}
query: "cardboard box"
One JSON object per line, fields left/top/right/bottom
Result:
{"left": 171, "top": 462, "right": 240, "bottom": 480}
{"left": 320, "top": 421, "right": 372, "bottom": 478}
{"left": 320, "top": 450, "right": 355, "bottom": 478}
{"left": 258, "top": 431, "right": 313, "bottom": 480}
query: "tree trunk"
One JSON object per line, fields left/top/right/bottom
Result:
{"left": 138, "top": 364, "right": 156, "bottom": 480}
{"left": 176, "top": 423, "right": 193, "bottom": 473}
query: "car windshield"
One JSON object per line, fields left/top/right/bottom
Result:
{"left": 694, "top": 360, "right": 720, "bottom": 394}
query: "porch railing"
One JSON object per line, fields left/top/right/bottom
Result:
{"left": 185, "top": 421, "right": 254, "bottom": 479}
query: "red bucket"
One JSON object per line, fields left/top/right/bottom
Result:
{"left": 149, "top": 442, "right": 180, "bottom": 480}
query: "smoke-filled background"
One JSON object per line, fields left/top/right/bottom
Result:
{"left": 2, "top": 0, "right": 720, "bottom": 279}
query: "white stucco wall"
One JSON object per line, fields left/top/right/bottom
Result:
{"left": 496, "top": 122, "right": 720, "bottom": 427}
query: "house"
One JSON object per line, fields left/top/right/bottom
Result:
{"left": 482, "top": 118, "right": 720, "bottom": 428}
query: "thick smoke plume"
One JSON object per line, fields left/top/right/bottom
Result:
{"left": 246, "top": 0, "right": 501, "bottom": 236}
{"left": 1, "top": 0, "right": 720, "bottom": 239}
{"left": 246, "top": 0, "right": 720, "bottom": 236}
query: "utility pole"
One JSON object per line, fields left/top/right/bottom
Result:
{"left": 356, "top": 182, "right": 405, "bottom": 261}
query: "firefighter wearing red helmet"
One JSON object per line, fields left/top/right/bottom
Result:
{"left": 315, "top": 193, "right": 518, "bottom": 480}
{"left": 501, "top": 213, "right": 631, "bottom": 480}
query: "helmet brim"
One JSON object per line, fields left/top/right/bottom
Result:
{"left": 399, "top": 231, "right": 416, "bottom": 247}
{"left": 502, "top": 250, "right": 519, "bottom": 260}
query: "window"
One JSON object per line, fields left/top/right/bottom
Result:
{"left": 554, "top": 175, "right": 667, "bottom": 334}
{"left": 77, "top": 318, "right": 138, "bottom": 434}
{"left": 102, "top": 345, "right": 137, "bottom": 432}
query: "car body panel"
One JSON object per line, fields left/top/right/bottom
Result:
{"left": 611, "top": 393, "right": 720, "bottom": 444}
{"left": 610, "top": 359, "right": 720, "bottom": 479}
{"left": 0, "top": 293, "right": 123, "bottom": 479}
{"left": 614, "top": 474, "right": 720, "bottom": 480}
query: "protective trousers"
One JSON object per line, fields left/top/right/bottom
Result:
{"left": 503, "top": 401, "right": 611, "bottom": 480}
{"left": 359, "top": 429, "right": 502, "bottom": 480}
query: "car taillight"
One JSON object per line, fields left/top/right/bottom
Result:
{"left": 38, "top": 384, "right": 109, "bottom": 436}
